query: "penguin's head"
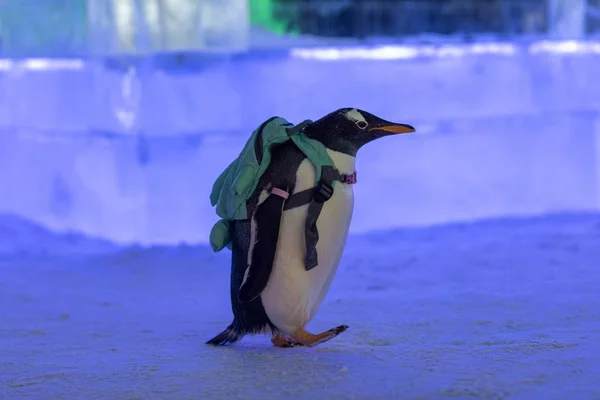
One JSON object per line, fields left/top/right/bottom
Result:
{"left": 304, "top": 108, "right": 415, "bottom": 156}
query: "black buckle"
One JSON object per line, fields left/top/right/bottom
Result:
{"left": 314, "top": 180, "right": 333, "bottom": 203}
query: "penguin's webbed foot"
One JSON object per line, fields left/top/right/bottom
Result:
{"left": 271, "top": 333, "right": 303, "bottom": 348}
{"left": 291, "top": 324, "right": 349, "bottom": 347}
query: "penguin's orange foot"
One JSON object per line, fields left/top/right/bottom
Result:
{"left": 291, "top": 324, "right": 349, "bottom": 347}
{"left": 271, "top": 333, "right": 302, "bottom": 348}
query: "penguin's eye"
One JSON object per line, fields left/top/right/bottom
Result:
{"left": 355, "top": 120, "right": 368, "bottom": 130}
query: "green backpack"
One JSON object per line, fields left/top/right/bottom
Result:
{"left": 209, "top": 116, "right": 354, "bottom": 270}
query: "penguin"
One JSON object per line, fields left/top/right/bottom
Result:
{"left": 206, "top": 108, "right": 415, "bottom": 348}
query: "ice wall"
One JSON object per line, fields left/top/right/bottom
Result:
{"left": 0, "top": 42, "right": 599, "bottom": 244}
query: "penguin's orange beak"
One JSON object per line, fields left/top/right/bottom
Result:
{"left": 370, "top": 123, "right": 415, "bottom": 134}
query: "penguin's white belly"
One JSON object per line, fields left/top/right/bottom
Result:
{"left": 261, "top": 152, "right": 355, "bottom": 335}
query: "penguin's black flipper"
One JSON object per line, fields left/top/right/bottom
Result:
{"left": 238, "top": 185, "right": 288, "bottom": 303}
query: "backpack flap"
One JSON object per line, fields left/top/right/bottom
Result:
{"left": 210, "top": 218, "right": 232, "bottom": 252}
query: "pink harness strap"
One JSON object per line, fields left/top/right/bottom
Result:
{"left": 270, "top": 187, "right": 289, "bottom": 199}
{"left": 340, "top": 171, "right": 357, "bottom": 184}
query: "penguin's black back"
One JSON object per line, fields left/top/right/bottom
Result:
{"left": 229, "top": 140, "right": 308, "bottom": 334}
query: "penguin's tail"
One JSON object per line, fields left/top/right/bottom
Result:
{"left": 206, "top": 323, "right": 243, "bottom": 346}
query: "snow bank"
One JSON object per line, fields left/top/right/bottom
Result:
{"left": 0, "top": 214, "right": 116, "bottom": 257}
{"left": 0, "top": 42, "right": 599, "bottom": 244}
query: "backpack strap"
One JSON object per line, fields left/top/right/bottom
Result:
{"left": 282, "top": 166, "right": 358, "bottom": 271}
{"left": 283, "top": 169, "right": 357, "bottom": 211}
{"left": 286, "top": 119, "right": 313, "bottom": 136}
{"left": 303, "top": 165, "right": 337, "bottom": 270}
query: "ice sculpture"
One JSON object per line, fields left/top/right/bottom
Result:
{"left": 547, "top": 0, "right": 587, "bottom": 39}
{"left": 0, "top": 0, "right": 249, "bottom": 57}
{"left": 87, "top": 0, "right": 250, "bottom": 55}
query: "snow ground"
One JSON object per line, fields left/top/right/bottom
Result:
{"left": 1, "top": 212, "right": 599, "bottom": 400}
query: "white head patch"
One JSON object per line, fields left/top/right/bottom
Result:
{"left": 344, "top": 108, "right": 368, "bottom": 129}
